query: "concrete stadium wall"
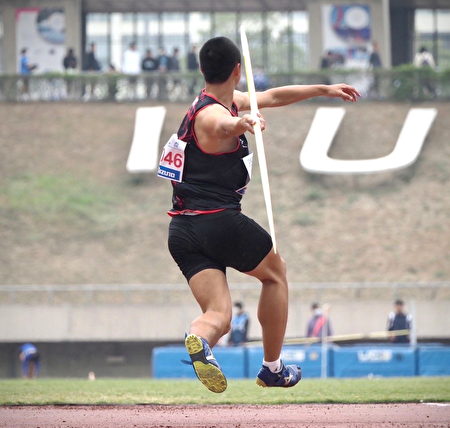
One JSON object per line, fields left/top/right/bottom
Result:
{"left": 0, "top": 283, "right": 449, "bottom": 342}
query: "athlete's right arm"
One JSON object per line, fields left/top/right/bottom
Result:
{"left": 196, "top": 104, "right": 257, "bottom": 138}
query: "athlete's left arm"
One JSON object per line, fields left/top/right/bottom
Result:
{"left": 234, "top": 84, "right": 360, "bottom": 111}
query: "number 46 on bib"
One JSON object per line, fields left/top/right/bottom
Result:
{"left": 157, "top": 134, "right": 187, "bottom": 182}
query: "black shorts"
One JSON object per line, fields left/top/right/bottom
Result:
{"left": 168, "top": 209, "right": 273, "bottom": 281}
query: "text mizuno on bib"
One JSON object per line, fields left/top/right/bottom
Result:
{"left": 157, "top": 134, "right": 187, "bottom": 182}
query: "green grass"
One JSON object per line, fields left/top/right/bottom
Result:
{"left": 1, "top": 174, "right": 116, "bottom": 221}
{"left": 1, "top": 377, "right": 449, "bottom": 405}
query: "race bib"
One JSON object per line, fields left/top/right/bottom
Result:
{"left": 236, "top": 153, "right": 253, "bottom": 195}
{"left": 157, "top": 134, "right": 187, "bottom": 182}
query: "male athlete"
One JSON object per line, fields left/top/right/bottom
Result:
{"left": 159, "top": 37, "right": 359, "bottom": 393}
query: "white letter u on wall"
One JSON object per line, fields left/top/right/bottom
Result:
{"left": 299, "top": 107, "right": 437, "bottom": 175}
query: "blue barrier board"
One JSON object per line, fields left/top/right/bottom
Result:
{"left": 152, "top": 346, "right": 247, "bottom": 379}
{"left": 333, "top": 345, "right": 416, "bottom": 378}
{"left": 418, "top": 346, "right": 450, "bottom": 376}
{"left": 247, "top": 345, "right": 333, "bottom": 378}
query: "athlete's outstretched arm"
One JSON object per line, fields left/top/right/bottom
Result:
{"left": 234, "top": 84, "right": 360, "bottom": 111}
{"left": 196, "top": 103, "right": 265, "bottom": 139}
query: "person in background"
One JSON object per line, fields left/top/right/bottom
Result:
{"left": 84, "top": 42, "right": 101, "bottom": 71}
{"left": 414, "top": 46, "right": 436, "bottom": 97}
{"left": 157, "top": 47, "right": 170, "bottom": 99}
{"left": 157, "top": 47, "right": 170, "bottom": 72}
{"left": 19, "top": 343, "right": 40, "bottom": 378}
{"left": 387, "top": 299, "right": 412, "bottom": 344}
{"left": 229, "top": 301, "right": 250, "bottom": 346}
{"left": 63, "top": 48, "right": 78, "bottom": 98}
{"left": 141, "top": 48, "right": 158, "bottom": 99}
{"left": 320, "top": 50, "right": 333, "bottom": 85}
{"left": 368, "top": 41, "right": 382, "bottom": 98}
{"left": 254, "top": 67, "right": 270, "bottom": 91}
{"left": 19, "top": 48, "right": 37, "bottom": 94}
{"left": 83, "top": 42, "right": 101, "bottom": 99}
{"left": 306, "top": 303, "right": 333, "bottom": 341}
{"left": 19, "top": 48, "right": 37, "bottom": 75}
{"left": 187, "top": 44, "right": 199, "bottom": 95}
{"left": 63, "top": 47, "right": 77, "bottom": 71}
{"left": 168, "top": 47, "right": 180, "bottom": 72}
{"left": 414, "top": 46, "right": 435, "bottom": 69}
{"left": 122, "top": 41, "right": 141, "bottom": 75}
{"left": 122, "top": 41, "right": 141, "bottom": 99}
{"left": 168, "top": 47, "right": 181, "bottom": 97}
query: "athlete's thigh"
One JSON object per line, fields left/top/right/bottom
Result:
{"left": 228, "top": 212, "right": 273, "bottom": 273}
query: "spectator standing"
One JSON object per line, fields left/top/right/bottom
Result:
{"left": 320, "top": 50, "right": 333, "bottom": 70}
{"left": 63, "top": 48, "right": 77, "bottom": 71}
{"left": 168, "top": 47, "right": 180, "bottom": 72}
{"left": 83, "top": 42, "right": 101, "bottom": 100}
{"left": 84, "top": 42, "right": 101, "bottom": 71}
{"left": 63, "top": 48, "right": 78, "bottom": 98}
{"left": 369, "top": 41, "right": 382, "bottom": 69}
{"left": 368, "top": 41, "right": 382, "bottom": 98}
{"left": 306, "top": 303, "right": 333, "bottom": 341}
{"left": 122, "top": 41, "right": 141, "bottom": 99}
{"left": 122, "top": 41, "right": 141, "bottom": 74}
{"left": 141, "top": 48, "right": 158, "bottom": 98}
{"left": 187, "top": 44, "right": 199, "bottom": 94}
{"left": 414, "top": 46, "right": 436, "bottom": 68}
{"left": 320, "top": 50, "right": 333, "bottom": 85}
{"left": 141, "top": 48, "right": 157, "bottom": 72}
{"left": 387, "top": 299, "right": 412, "bottom": 344}
{"left": 19, "top": 343, "right": 40, "bottom": 378}
{"left": 19, "top": 48, "right": 37, "bottom": 95}
{"left": 157, "top": 47, "right": 170, "bottom": 99}
{"left": 414, "top": 46, "right": 436, "bottom": 97}
{"left": 229, "top": 301, "right": 250, "bottom": 346}
{"left": 19, "top": 48, "right": 37, "bottom": 75}
{"left": 168, "top": 47, "right": 181, "bottom": 98}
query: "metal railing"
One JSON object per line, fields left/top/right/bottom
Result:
{"left": 1, "top": 67, "right": 449, "bottom": 102}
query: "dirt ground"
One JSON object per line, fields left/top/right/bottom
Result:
{"left": 1, "top": 403, "right": 449, "bottom": 427}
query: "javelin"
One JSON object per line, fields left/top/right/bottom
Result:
{"left": 245, "top": 329, "right": 411, "bottom": 347}
{"left": 240, "top": 26, "right": 277, "bottom": 253}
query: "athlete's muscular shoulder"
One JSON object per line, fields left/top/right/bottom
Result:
{"left": 233, "top": 90, "right": 250, "bottom": 111}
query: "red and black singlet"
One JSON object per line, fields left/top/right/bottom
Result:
{"left": 170, "top": 89, "right": 250, "bottom": 215}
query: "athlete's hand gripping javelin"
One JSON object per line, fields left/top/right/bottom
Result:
{"left": 237, "top": 112, "right": 266, "bottom": 135}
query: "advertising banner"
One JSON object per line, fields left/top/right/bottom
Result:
{"left": 322, "top": 4, "right": 372, "bottom": 69}
{"left": 16, "top": 7, "right": 66, "bottom": 73}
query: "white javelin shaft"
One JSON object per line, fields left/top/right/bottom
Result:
{"left": 240, "top": 26, "right": 277, "bottom": 253}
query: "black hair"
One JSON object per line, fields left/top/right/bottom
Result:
{"left": 234, "top": 301, "right": 243, "bottom": 309}
{"left": 199, "top": 37, "right": 241, "bottom": 84}
{"left": 311, "top": 302, "right": 320, "bottom": 310}
{"left": 395, "top": 299, "right": 404, "bottom": 306}
{"left": 420, "top": 46, "right": 428, "bottom": 53}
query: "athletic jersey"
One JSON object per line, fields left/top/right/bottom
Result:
{"left": 170, "top": 89, "right": 251, "bottom": 214}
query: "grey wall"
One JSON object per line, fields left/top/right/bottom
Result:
{"left": 0, "top": 283, "right": 448, "bottom": 342}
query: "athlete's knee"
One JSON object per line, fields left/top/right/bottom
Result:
{"left": 261, "top": 253, "right": 287, "bottom": 285}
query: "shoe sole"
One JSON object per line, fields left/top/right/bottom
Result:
{"left": 185, "top": 334, "right": 227, "bottom": 393}
{"left": 256, "top": 377, "right": 267, "bottom": 387}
